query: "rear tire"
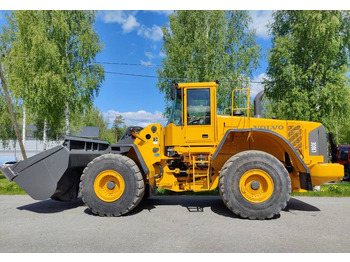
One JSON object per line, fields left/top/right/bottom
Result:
{"left": 343, "top": 169, "right": 350, "bottom": 181}
{"left": 80, "top": 154, "right": 145, "bottom": 216}
{"left": 219, "top": 150, "right": 291, "bottom": 220}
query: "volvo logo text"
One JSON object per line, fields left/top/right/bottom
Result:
{"left": 253, "top": 125, "right": 284, "bottom": 131}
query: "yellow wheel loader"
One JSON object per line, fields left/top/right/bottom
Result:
{"left": 1, "top": 82, "right": 344, "bottom": 219}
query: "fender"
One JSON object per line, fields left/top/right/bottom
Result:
{"left": 111, "top": 143, "right": 149, "bottom": 175}
{"left": 211, "top": 128, "right": 309, "bottom": 174}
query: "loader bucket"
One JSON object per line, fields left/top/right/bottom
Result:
{"left": 0, "top": 136, "right": 110, "bottom": 201}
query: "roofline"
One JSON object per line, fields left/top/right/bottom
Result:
{"left": 177, "top": 82, "right": 218, "bottom": 89}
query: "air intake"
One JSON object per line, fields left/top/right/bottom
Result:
{"left": 254, "top": 90, "right": 264, "bottom": 118}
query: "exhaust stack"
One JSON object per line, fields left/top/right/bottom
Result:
{"left": 254, "top": 90, "right": 264, "bottom": 118}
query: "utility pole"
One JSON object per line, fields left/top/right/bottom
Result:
{"left": 0, "top": 59, "right": 27, "bottom": 160}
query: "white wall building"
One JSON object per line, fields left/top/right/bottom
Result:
{"left": 0, "top": 126, "right": 99, "bottom": 165}
{"left": 0, "top": 139, "right": 63, "bottom": 165}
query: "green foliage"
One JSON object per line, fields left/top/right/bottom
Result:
{"left": 0, "top": 10, "right": 104, "bottom": 140}
{"left": 157, "top": 10, "right": 261, "bottom": 117}
{"left": 100, "top": 128, "right": 116, "bottom": 144}
{"left": 69, "top": 105, "right": 107, "bottom": 138}
{"left": 112, "top": 115, "right": 125, "bottom": 143}
{"left": 69, "top": 106, "right": 126, "bottom": 144}
{"left": 0, "top": 89, "right": 21, "bottom": 146}
{"left": 265, "top": 11, "right": 350, "bottom": 144}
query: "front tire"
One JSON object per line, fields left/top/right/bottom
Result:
{"left": 80, "top": 154, "right": 145, "bottom": 216}
{"left": 219, "top": 150, "right": 291, "bottom": 220}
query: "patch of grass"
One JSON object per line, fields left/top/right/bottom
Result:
{"left": 0, "top": 173, "right": 27, "bottom": 195}
{"left": 291, "top": 182, "right": 350, "bottom": 197}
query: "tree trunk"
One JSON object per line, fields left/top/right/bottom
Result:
{"left": 0, "top": 62, "right": 27, "bottom": 160}
{"left": 43, "top": 119, "right": 47, "bottom": 151}
{"left": 22, "top": 104, "right": 26, "bottom": 147}
{"left": 65, "top": 101, "right": 69, "bottom": 136}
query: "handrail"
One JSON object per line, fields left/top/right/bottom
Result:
{"left": 231, "top": 88, "right": 250, "bottom": 118}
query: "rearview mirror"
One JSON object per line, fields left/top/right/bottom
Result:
{"left": 171, "top": 81, "right": 178, "bottom": 100}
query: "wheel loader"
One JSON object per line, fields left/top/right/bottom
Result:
{"left": 0, "top": 81, "right": 344, "bottom": 219}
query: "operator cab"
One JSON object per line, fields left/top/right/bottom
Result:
{"left": 169, "top": 83, "right": 211, "bottom": 126}
{"left": 165, "top": 82, "right": 217, "bottom": 146}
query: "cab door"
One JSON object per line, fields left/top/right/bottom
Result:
{"left": 184, "top": 87, "right": 215, "bottom": 144}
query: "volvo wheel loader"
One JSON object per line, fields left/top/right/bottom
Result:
{"left": 1, "top": 82, "right": 344, "bottom": 219}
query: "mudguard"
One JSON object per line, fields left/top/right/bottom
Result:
{"left": 212, "top": 128, "right": 309, "bottom": 174}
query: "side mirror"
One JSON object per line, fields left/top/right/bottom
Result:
{"left": 171, "top": 81, "right": 178, "bottom": 100}
{"left": 171, "top": 84, "right": 176, "bottom": 100}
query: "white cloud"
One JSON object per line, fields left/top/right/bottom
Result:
{"left": 137, "top": 24, "right": 163, "bottom": 42}
{"left": 103, "top": 110, "right": 167, "bottom": 128}
{"left": 145, "top": 52, "right": 155, "bottom": 60}
{"left": 249, "top": 10, "right": 274, "bottom": 40}
{"left": 140, "top": 60, "right": 155, "bottom": 66}
{"left": 122, "top": 15, "right": 140, "bottom": 33}
{"left": 99, "top": 11, "right": 164, "bottom": 42}
{"left": 99, "top": 10, "right": 125, "bottom": 24}
{"left": 99, "top": 11, "right": 140, "bottom": 33}
{"left": 250, "top": 73, "right": 267, "bottom": 98}
{"left": 140, "top": 51, "right": 165, "bottom": 66}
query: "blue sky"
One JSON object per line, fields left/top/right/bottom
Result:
{"left": 0, "top": 9, "right": 274, "bottom": 127}
{"left": 1, "top": 0, "right": 349, "bottom": 128}
{"left": 0, "top": 10, "right": 272, "bottom": 129}
{"left": 93, "top": 10, "right": 273, "bottom": 127}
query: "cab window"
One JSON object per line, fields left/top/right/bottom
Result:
{"left": 187, "top": 88, "right": 211, "bottom": 125}
{"left": 169, "top": 89, "right": 183, "bottom": 126}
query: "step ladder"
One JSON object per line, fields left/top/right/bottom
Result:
{"left": 192, "top": 155, "right": 211, "bottom": 191}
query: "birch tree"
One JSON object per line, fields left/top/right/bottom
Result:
{"left": 157, "top": 10, "right": 261, "bottom": 116}
{"left": 265, "top": 10, "right": 350, "bottom": 143}
{"left": 1, "top": 11, "right": 104, "bottom": 148}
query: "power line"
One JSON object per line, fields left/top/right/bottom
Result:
{"left": 1, "top": 53, "right": 269, "bottom": 69}
{"left": 1, "top": 53, "right": 268, "bottom": 83}
{"left": 104, "top": 70, "right": 266, "bottom": 84}
{"left": 96, "top": 61, "right": 159, "bottom": 67}
{"left": 104, "top": 71, "right": 158, "bottom": 78}
{"left": 97, "top": 60, "right": 268, "bottom": 69}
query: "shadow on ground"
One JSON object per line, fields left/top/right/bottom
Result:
{"left": 127, "top": 195, "right": 240, "bottom": 218}
{"left": 17, "top": 198, "right": 84, "bottom": 213}
{"left": 17, "top": 195, "right": 320, "bottom": 219}
{"left": 127, "top": 196, "right": 319, "bottom": 218}
{"left": 284, "top": 197, "right": 320, "bottom": 212}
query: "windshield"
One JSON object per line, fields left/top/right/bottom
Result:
{"left": 187, "top": 88, "right": 211, "bottom": 125}
{"left": 169, "top": 89, "right": 182, "bottom": 126}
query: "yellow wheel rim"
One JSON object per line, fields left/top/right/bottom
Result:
{"left": 94, "top": 170, "right": 125, "bottom": 202}
{"left": 239, "top": 169, "right": 274, "bottom": 203}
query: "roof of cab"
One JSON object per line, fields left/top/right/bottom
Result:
{"left": 176, "top": 81, "right": 218, "bottom": 89}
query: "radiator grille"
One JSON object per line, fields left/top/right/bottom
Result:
{"left": 288, "top": 125, "right": 303, "bottom": 155}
